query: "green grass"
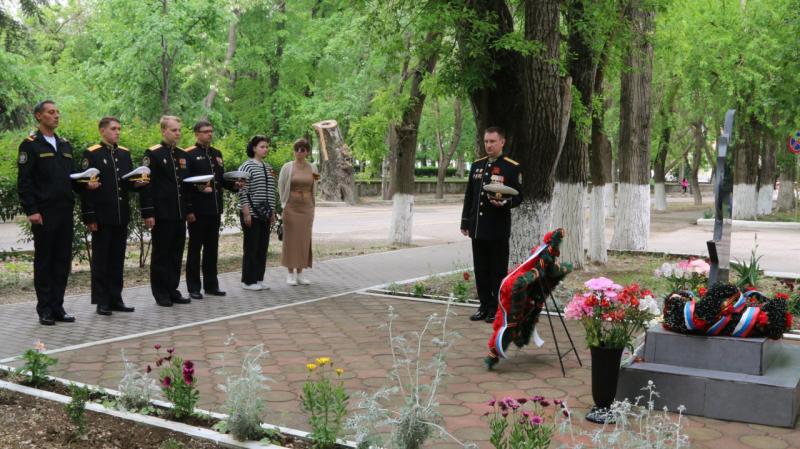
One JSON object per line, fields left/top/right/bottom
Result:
{"left": 757, "top": 210, "right": 800, "bottom": 223}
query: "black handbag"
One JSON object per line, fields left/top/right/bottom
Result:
{"left": 245, "top": 162, "right": 272, "bottom": 221}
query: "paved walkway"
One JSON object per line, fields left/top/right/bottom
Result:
{"left": 41, "top": 293, "right": 800, "bottom": 449}
{"left": 0, "top": 242, "right": 472, "bottom": 361}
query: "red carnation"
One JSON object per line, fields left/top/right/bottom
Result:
{"left": 162, "top": 376, "right": 172, "bottom": 387}
{"left": 463, "top": 272, "right": 470, "bottom": 281}
{"left": 153, "top": 344, "right": 161, "bottom": 350}
{"left": 698, "top": 287, "right": 708, "bottom": 297}
{"left": 167, "top": 348, "right": 175, "bottom": 354}
{"left": 786, "top": 313, "right": 794, "bottom": 329}
{"left": 543, "top": 231, "right": 554, "bottom": 244}
{"left": 775, "top": 292, "right": 789, "bottom": 301}
{"left": 756, "top": 311, "right": 769, "bottom": 328}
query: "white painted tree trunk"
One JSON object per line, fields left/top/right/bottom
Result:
{"left": 588, "top": 184, "right": 608, "bottom": 263}
{"left": 550, "top": 182, "right": 585, "bottom": 269}
{"left": 610, "top": 183, "right": 650, "bottom": 250}
{"left": 388, "top": 193, "right": 414, "bottom": 245}
{"left": 605, "top": 183, "right": 615, "bottom": 218}
{"left": 509, "top": 200, "right": 552, "bottom": 267}
{"left": 777, "top": 171, "right": 796, "bottom": 211}
{"left": 732, "top": 184, "right": 757, "bottom": 219}
{"left": 654, "top": 182, "right": 667, "bottom": 211}
{"left": 756, "top": 186, "right": 773, "bottom": 216}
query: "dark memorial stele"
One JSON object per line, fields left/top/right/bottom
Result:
{"left": 617, "top": 109, "right": 800, "bottom": 428}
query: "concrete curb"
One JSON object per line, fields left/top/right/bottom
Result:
{"left": 696, "top": 218, "right": 800, "bottom": 230}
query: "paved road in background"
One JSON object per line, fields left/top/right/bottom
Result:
{"left": 0, "top": 194, "right": 797, "bottom": 273}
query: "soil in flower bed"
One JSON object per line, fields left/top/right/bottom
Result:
{"left": 0, "top": 388, "right": 221, "bottom": 449}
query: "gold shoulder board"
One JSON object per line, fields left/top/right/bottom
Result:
{"left": 184, "top": 145, "right": 196, "bottom": 151}
{"left": 475, "top": 156, "right": 488, "bottom": 162}
{"left": 504, "top": 156, "right": 519, "bottom": 166}
{"left": 118, "top": 146, "right": 129, "bottom": 151}
{"left": 25, "top": 135, "right": 35, "bottom": 142}
{"left": 148, "top": 144, "right": 161, "bottom": 151}
{"left": 87, "top": 144, "right": 102, "bottom": 152}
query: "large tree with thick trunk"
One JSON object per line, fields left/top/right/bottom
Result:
{"left": 458, "top": 0, "right": 572, "bottom": 264}
{"left": 552, "top": 0, "right": 598, "bottom": 270}
{"left": 610, "top": 0, "right": 655, "bottom": 251}
{"left": 733, "top": 114, "right": 760, "bottom": 219}
{"left": 588, "top": 51, "right": 613, "bottom": 263}
{"left": 756, "top": 131, "right": 777, "bottom": 215}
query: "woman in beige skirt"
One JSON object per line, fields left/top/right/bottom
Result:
{"left": 278, "top": 139, "right": 318, "bottom": 285}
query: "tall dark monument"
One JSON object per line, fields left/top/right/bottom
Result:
{"left": 707, "top": 109, "right": 735, "bottom": 285}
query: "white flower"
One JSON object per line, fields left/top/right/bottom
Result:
{"left": 639, "top": 295, "right": 661, "bottom": 315}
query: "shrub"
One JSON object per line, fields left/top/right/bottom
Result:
{"left": 217, "top": 342, "right": 272, "bottom": 441}
{"left": 118, "top": 349, "right": 159, "bottom": 412}
{"left": 412, "top": 282, "right": 427, "bottom": 297}
{"left": 17, "top": 341, "right": 57, "bottom": 388}
{"left": 65, "top": 383, "right": 90, "bottom": 438}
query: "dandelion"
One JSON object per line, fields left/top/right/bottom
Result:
{"left": 315, "top": 357, "right": 331, "bottom": 366}
{"left": 306, "top": 363, "right": 317, "bottom": 372}
{"left": 335, "top": 368, "right": 344, "bottom": 376}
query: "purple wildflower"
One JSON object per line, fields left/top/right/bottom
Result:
{"left": 162, "top": 376, "right": 171, "bottom": 387}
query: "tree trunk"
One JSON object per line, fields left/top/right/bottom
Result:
{"left": 456, "top": 151, "right": 466, "bottom": 178}
{"left": 434, "top": 98, "right": 463, "bottom": 199}
{"left": 552, "top": 0, "right": 595, "bottom": 270}
{"left": 588, "top": 48, "right": 613, "bottom": 263}
{"left": 690, "top": 123, "right": 703, "bottom": 205}
{"left": 756, "top": 132, "right": 777, "bottom": 215}
{"left": 202, "top": 8, "right": 240, "bottom": 111}
{"left": 313, "top": 120, "right": 356, "bottom": 204}
{"left": 461, "top": 0, "right": 572, "bottom": 265}
{"left": 270, "top": 1, "right": 286, "bottom": 137}
{"left": 777, "top": 163, "right": 797, "bottom": 211}
{"left": 389, "top": 32, "right": 439, "bottom": 244}
{"left": 610, "top": 0, "right": 654, "bottom": 251}
{"left": 733, "top": 114, "right": 759, "bottom": 219}
{"left": 653, "top": 85, "right": 677, "bottom": 212}
{"left": 382, "top": 124, "right": 398, "bottom": 200}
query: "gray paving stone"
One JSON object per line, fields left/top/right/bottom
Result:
{"left": 0, "top": 242, "right": 471, "bottom": 360}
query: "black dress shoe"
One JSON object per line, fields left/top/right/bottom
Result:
{"left": 111, "top": 303, "right": 135, "bottom": 312}
{"left": 172, "top": 296, "right": 191, "bottom": 304}
{"left": 39, "top": 315, "right": 55, "bottom": 326}
{"left": 205, "top": 289, "right": 226, "bottom": 297}
{"left": 485, "top": 314, "right": 496, "bottom": 323}
{"left": 156, "top": 299, "right": 173, "bottom": 307}
{"left": 96, "top": 305, "right": 113, "bottom": 316}
{"left": 54, "top": 314, "right": 76, "bottom": 323}
{"left": 189, "top": 292, "right": 203, "bottom": 300}
{"left": 469, "top": 310, "right": 487, "bottom": 321}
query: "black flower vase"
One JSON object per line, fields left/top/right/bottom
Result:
{"left": 586, "top": 345, "right": 624, "bottom": 424}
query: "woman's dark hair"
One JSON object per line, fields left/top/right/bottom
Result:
{"left": 293, "top": 138, "right": 311, "bottom": 153}
{"left": 246, "top": 135, "right": 271, "bottom": 158}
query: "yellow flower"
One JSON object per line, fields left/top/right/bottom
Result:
{"left": 335, "top": 368, "right": 344, "bottom": 376}
{"left": 315, "top": 357, "right": 331, "bottom": 366}
{"left": 306, "top": 363, "right": 317, "bottom": 372}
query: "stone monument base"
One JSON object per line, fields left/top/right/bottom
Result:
{"left": 618, "top": 327, "right": 800, "bottom": 427}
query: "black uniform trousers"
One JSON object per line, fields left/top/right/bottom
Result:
{"left": 151, "top": 219, "right": 186, "bottom": 302}
{"left": 186, "top": 214, "right": 221, "bottom": 293}
{"left": 471, "top": 238, "right": 510, "bottom": 316}
{"left": 240, "top": 215, "right": 269, "bottom": 285}
{"left": 32, "top": 206, "right": 73, "bottom": 319}
{"left": 90, "top": 224, "right": 128, "bottom": 308}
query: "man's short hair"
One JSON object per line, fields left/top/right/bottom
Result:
{"left": 99, "top": 116, "right": 120, "bottom": 129}
{"left": 193, "top": 119, "right": 213, "bottom": 132}
{"left": 484, "top": 126, "right": 506, "bottom": 139}
{"left": 159, "top": 115, "right": 182, "bottom": 129}
{"left": 33, "top": 100, "right": 56, "bottom": 117}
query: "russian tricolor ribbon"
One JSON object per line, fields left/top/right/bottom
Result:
{"left": 684, "top": 300, "right": 698, "bottom": 331}
{"left": 706, "top": 315, "right": 731, "bottom": 336}
{"left": 732, "top": 306, "right": 761, "bottom": 338}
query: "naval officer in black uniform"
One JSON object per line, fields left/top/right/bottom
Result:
{"left": 184, "top": 120, "right": 239, "bottom": 299}
{"left": 140, "top": 116, "right": 192, "bottom": 307}
{"left": 460, "top": 126, "right": 522, "bottom": 323}
{"left": 80, "top": 117, "right": 147, "bottom": 315}
{"left": 17, "top": 100, "right": 100, "bottom": 325}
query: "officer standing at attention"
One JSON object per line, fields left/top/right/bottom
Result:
{"left": 184, "top": 120, "right": 240, "bottom": 299}
{"left": 17, "top": 100, "right": 100, "bottom": 325}
{"left": 140, "top": 116, "right": 192, "bottom": 307}
{"left": 460, "top": 126, "right": 522, "bottom": 323}
{"left": 80, "top": 117, "right": 148, "bottom": 315}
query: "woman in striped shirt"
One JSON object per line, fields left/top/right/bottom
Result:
{"left": 237, "top": 135, "right": 277, "bottom": 290}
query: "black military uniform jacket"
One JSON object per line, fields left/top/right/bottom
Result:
{"left": 140, "top": 142, "right": 191, "bottom": 220}
{"left": 460, "top": 154, "right": 523, "bottom": 241}
{"left": 17, "top": 131, "right": 77, "bottom": 215}
{"left": 184, "top": 144, "right": 235, "bottom": 216}
{"left": 79, "top": 142, "right": 139, "bottom": 226}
